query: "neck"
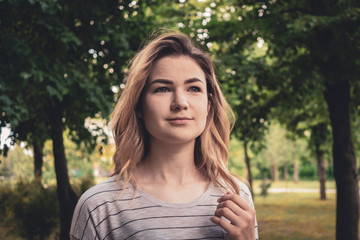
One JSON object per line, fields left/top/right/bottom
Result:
{"left": 137, "top": 138, "right": 203, "bottom": 185}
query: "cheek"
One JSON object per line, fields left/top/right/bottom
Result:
{"left": 143, "top": 103, "right": 156, "bottom": 120}
{"left": 142, "top": 99, "right": 166, "bottom": 123}
{"left": 198, "top": 101, "right": 209, "bottom": 121}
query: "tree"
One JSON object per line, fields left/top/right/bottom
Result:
{"left": 189, "top": 0, "right": 359, "bottom": 236}
{"left": 0, "top": 0, "right": 166, "bottom": 238}
{"left": 311, "top": 123, "right": 331, "bottom": 200}
{"left": 271, "top": 79, "right": 332, "bottom": 199}
{"left": 178, "top": 1, "right": 274, "bottom": 191}
{"left": 0, "top": 145, "right": 34, "bottom": 182}
{"left": 205, "top": 47, "right": 270, "bottom": 193}
{"left": 233, "top": 0, "right": 360, "bottom": 238}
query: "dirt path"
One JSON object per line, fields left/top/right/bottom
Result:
{"left": 254, "top": 187, "right": 337, "bottom": 193}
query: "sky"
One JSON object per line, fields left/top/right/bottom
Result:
{"left": 0, "top": 126, "right": 11, "bottom": 149}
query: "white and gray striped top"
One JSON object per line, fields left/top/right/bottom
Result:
{"left": 70, "top": 176, "right": 258, "bottom": 240}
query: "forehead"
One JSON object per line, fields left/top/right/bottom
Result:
{"left": 148, "top": 55, "right": 206, "bottom": 83}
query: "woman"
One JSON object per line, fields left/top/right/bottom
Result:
{"left": 71, "top": 32, "right": 258, "bottom": 240}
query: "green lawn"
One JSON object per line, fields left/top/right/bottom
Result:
{"left": 255, "top": 192, "right": 336, "bottom": 239}
{"left": 254, "top": 192, "right": 360, "bottom": 240}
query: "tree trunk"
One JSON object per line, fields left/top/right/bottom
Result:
{"left": 283, "top": 162, "right": 288, "bottom": 181}
{"left": 324, "top": 80, "right": 359, "bottom": 240}
{"left": 271, "top": 162, "right": 279, "bottom": 182}
{"left": 293, "top": 143, "right": 299, "bottom": 183}
{"left": 315, "top": 145, "right": 327, "bottom": 200}
{"left": 243, "top": 141, "right": 253, "bottom": 196}
{"left": 50, "top": 103, "right": 78, "bottom": 240}
{"left": 33, "top": 140, "right": 44, "bottom": 182}
{"left": 270, "top": 164, "right": 275, "bottom": 181}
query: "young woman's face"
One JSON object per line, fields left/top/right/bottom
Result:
{"left": 140, "top": 55, "right": 209, "bottom": 145}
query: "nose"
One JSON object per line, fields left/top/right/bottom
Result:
{"left": 170, "top": 91, "right": 189, "bottom": 111}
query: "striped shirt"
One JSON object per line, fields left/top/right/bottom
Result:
{"left": 70, "top": 176, "right": 258, "bottom": 240}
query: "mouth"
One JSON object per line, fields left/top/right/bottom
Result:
{"left": 167, "top": 117, "right": 192, "bottom": 124}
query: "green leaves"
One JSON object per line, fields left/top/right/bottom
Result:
{"left": 59, "top": 31, "right": 82, "bottom": 46}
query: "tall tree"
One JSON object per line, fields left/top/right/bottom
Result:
{"left": 235, "top": 0, "right": 360, "bottom": 238}
{"left": 0, "top": 0, "right": 165, "bottom": 238}
{"left": 272, "top": 81, "right": 332, "bottom": 199}
{"left": 191, "top": 0, "right": 359, "bottom": 236}
{"left": 311, "top": 123, "right": 330, "bottom": 200}
{"left": 218, "top": 56, "right": 271, "bottom": 192}
{"left": 187, "top": 1, "right": 276, "bottom": 191}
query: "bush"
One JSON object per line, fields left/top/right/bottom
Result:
{"left": 299, "top": 164, "right": 317, "bottom": 180}
{"left": 0, "top": 180, "right": 59, "bottom": 240}
{"left": 0, "top": 184, "right": 17, "bottom": 224}
{"left": 259, "top": 178, "right": 271, "bottom": 198}
{"left": 0, "top": 177, "right": 97, "bottom": 239}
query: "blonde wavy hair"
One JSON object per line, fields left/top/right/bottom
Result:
{"left": 110, "top": 32, "right": 241, "bottom": 194}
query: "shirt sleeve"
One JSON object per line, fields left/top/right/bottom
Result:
{"left": 236, "top": 179, "right": 259, "bottom": 240}
{"left": 70, "top": 190, "right": 99, "bottom": 240}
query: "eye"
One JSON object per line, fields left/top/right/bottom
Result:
{"left": 188, "top": 86, "right": 201, "bottom": 92}
{"left": 154, "top": 87, "right": 170, "bottom": 93}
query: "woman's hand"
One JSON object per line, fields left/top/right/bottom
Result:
{"left": 210, "top": 192, "right": 256, "bottom": 240}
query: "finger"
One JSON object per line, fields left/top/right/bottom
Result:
{"left": 217, "top": 194, "right": 256, "bottom": 227}
{"left": 214, "top": 203, "right": 246, "bottom": 226}
{"left": 218, "top": 193, "right": 253, "bottom": 212}
{"left": 217, "top": 199, "right": 242, "bottom": 217}
{"left": 210, "top": 216, "right": 236, "bottom": 234}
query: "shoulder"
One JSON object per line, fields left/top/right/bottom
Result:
{"left": 70, "top": 176, "right": 127, "bottom": 237}
{"left": 234, "top": 178, "right": 254, "bottom": 208}
{"left": 215, "top": 177, "right": 254, "bottom": 208}
{"left": 73, "top": 175, "right": 131, "bottom": 214}
{"left": 78, "top": 176, "right": 120, "bottom": 201}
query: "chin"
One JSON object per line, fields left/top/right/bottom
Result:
{"left": 154, "top": 134, "right": 199, "bottom": 145}
{"left": 166, "top": 136, "right": 197, "bottom": 144}
{"left": 149, "top": 129, "right": 204, "bottom": 145}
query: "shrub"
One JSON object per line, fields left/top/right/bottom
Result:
{"left": 0, "top": 177, "right": 96, "bottom": 239}
{"left": 0, "top": 184, "right": 17, "bottom": 224}
{"left": 1, "top": 180, "right": 59, "bottom": 240}
{"left": 259, "top": 178, "right": 271, "bottom": 198}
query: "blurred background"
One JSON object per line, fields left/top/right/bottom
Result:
{"left": 0, "top": 0, "right": 359, "bottom": 239}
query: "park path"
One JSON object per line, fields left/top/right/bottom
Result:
{"left": 254, "top": 188, "right": 336, "bottom": 193}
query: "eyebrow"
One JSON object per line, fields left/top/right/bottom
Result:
{"left": 148, "top": 78, "right": 205, "bottom": 86}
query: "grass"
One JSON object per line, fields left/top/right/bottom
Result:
{"left": 254, "top": 192, "right": 336, "bottom": 239}
{"left": 254, "top": 192, "right": 360, "bottom": 240}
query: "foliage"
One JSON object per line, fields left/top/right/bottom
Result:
{"left": 0, "top": 181, "right": 59, "bottom": 240}
{"left": 0, "top": 176, "right": 98, "bottom": 240}
{"left": 259, "top": 179, "right": 271, "bottom": 197}
{"left": 0, "top": 0, "right": 171, "bottom": 236}
{"left": 252, "top": 123, "right": 319, "bottom": 180}
{"left": 228, "top": 136, "right": 246, "bottom": 176}
{"left": 0, "top": 145, "right": 33, "bottom": 183}
{"left": 236, "top": 0, "right": 360, "bottom": 237}
{"left": 0, "top": 128, "right": 114, "bottom": 186}
{"left": 0, "top": 0, "right": 358, "bottom": 238}
{"left": 229, "top": 123, "right": 335, "bottom": 181}
{"left": 0, "top": 0, "right": 140, "bottom": 151}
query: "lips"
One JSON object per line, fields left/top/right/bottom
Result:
{"left": 167, "top": 117, "right": 192, "bottom": 124}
